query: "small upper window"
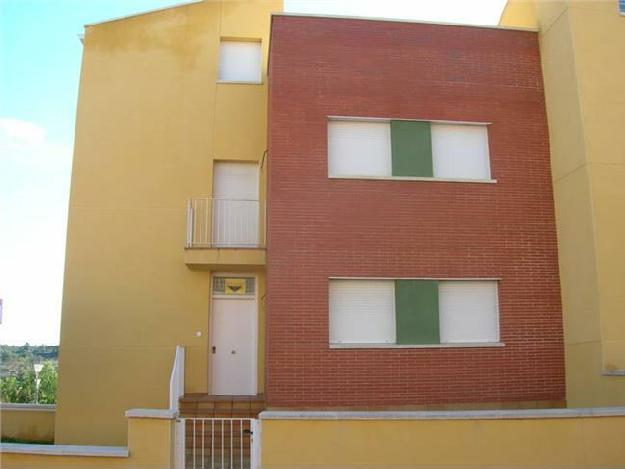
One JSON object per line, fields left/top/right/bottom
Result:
{"left": 218, "top": 40, "right": 262, "bottom": 83}
{"left": 620, "top": 0, "right": 625, "bottom": 14}
{"left": 327, "top": 119, "right": 491, "bottom": 181}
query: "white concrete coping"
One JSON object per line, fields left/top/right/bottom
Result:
{"left": 0, "top": 403, "right": 55, "bottom": 412}
{"left": 260, "top": 406, "right": 625, "bottom": 421}
{"left": 0, "top": 443, "right": 128, "bottom": 458}
{"left": 272, "top": 12, "right": 539, "bottom": 33}
{"left": 125, "top": 408, "right": 177, "bottom": 419}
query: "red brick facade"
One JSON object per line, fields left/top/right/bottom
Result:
{"left": 266, "top": 16, "right": 565, "bottom": 407}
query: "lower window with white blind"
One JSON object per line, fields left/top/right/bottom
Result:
{"left": 329, "top": 279, "right": 500, "bottom": 347}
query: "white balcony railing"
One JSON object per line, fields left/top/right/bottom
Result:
{"left": 186, "top": 198, "right": 264, "bottom": 248}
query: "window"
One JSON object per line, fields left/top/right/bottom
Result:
{"left": 327, "top": 119, "right": 491, "bottom": 181}
{"left": 212, "top": 162, "right": 259, "bottom": 247}
{"left": 327, "top": 121, "right": 391, "bottom": 177}
{"left": 218, "top": 40, "right": 262, "bottom": 83}
{"left": 431, "top": 124, "right": 491, "bottom": 180}
{"left": 620, "top": 0, "right": 625, "bottom": 14}
{"left": 438, "top": 281, "right": 499, "bottom": 343}
{"left": 213, "top": 276, "right": 255, "bottom": 296}
{"left": 329, "top": 280, "right": 395, "bottom": 344}
{"left": 329, "top": 279, "right": 499, "bottom": 346}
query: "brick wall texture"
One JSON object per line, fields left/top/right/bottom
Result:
{"left": 266, "top": 15, "right": 565, "bottom": 407}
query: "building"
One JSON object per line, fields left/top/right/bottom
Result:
{"left": 266, "top": 14, "right": 564, "bottom": 409}
{"left": 55, "top": 0, "right": 281, "bottom": 445}
{"left": 56, "top": 0, "right": 567, "bottom": 447}
{"left": 500, "top": 0, "right": 625, "bottom": 407}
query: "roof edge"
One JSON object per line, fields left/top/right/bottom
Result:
{"left": 84, "top": 0, "right": 203, "bottom": 28}
{"left": 271, "top": 12, "right": 538, "bottom": 33}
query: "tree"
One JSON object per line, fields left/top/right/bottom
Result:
{"left": 38, "top": 363, "right": 57, "bottom": 404}
{"left": 0, "top": 367, "right": 35, "bottom": 403}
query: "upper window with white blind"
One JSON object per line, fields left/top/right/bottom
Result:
{"left": 620, "top": 0, "right": 625, "bottom": 15}
{"left": 218, "top": 40, "right": 262, "bottom": 83}
{"left": 329, "top": 280, "right": 396, "bottom": 344}
{"left": 327, "top": 119, "right": 492, "bottom": 181}
{"left": 329, "top": 279, "right": 499, "bottom": 346}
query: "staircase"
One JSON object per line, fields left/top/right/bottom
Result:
{"left": 178, "top": 395, "right": 264, "bottom": 469}
{"left": 179, "top": 394, "right": 265, "bottom": 418}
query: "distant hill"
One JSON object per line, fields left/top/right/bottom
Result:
{"left": 0, "top": 344, "right": 58, "bottom": 377}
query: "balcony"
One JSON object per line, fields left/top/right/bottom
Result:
{"left": 184, "top": 197, "right": 265, "bottom": 270}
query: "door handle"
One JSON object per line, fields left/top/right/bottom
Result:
{"left": 212, "top": 346, "right": 216, "bottom": 354}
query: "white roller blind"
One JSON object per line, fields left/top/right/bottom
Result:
{"left": 328, "top": 121, "right": 392, "bottom": 177}
{"left": 218, "top": 40, "right": 262, "bottom": 83}
{"left": 439, "top": 281, "right": 499, "bottom": 343}
{"left": 212, "top": 162, "right": 259, "bottom": 247}
{"left": 329, "top": 280, "right": 396, "bottom": 344}
{"left": 213, "top": 162, "right": 258, "bottom": 200}
{"left": 431, "top": 124, "right": 491, "bottom": 180}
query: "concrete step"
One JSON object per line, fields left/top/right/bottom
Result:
{"left": 179, "top": 394, "right": 265, "bottom": 419}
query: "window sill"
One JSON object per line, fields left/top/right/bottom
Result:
{"left": 602, "top": 370, "right": 625, "bottom": 376}
{"left": 329, "top": 175, "right": 497, "bottom": 184}
{"left": 330, "top": 342, "right": 505, "bottom": 349}
{"left": 217, "top": 80, "right": 263, "bottom": 85}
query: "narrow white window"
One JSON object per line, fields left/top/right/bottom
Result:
{"left": 431, "top": 124, "right": 491, "bottom": 180}
{"left": 329, "top": 280, "right": 395, "bottom": 344}
{"left": 212, "top": 162, "right": 259, "bottom": 247}
{"left": 328, "top": 121, "right": 392, "bottom": 177}
{"left": 439, "top": 281, "right": 499, "bottom": 343}
{"left": 218, "top": 40, "right": 262, "bottom": 83}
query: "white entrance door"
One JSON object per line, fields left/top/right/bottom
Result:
{"left": 211, "top": 289, "right": 257, "bottom": 395}
{"left": 212, "top": 162, "right": 259, "bottom": 247}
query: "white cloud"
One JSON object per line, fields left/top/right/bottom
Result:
{"left": 0, "top": 117, "right": 71, "bottom": 169}
{"left": 0, "top": 117, "right": 46, "bottom": 146}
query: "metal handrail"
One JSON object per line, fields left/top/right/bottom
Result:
{"left": 186, "top": 198, "right": 265, "bottom": 249}
{"left": 169, "top": 345, "right": 185, "bottom": 412}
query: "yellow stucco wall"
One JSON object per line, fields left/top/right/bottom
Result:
{"left": 500, "top": 0, "right": 625, "bottom": 407}
{"left": 1, "top": 415, "right": 173, "bottom": 469}
{"left": 499, "top": 0, "right": 537, "bottom": 28}
{"left": 1, "top": 406, "right": 55, "bottom": 443}
{"left": 261, "top": 416, "right": 625, "bottom": 468}
{"left": 56, "top": 0, "right": 281, "bottom": 446}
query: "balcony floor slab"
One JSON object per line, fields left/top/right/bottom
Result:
{"left": 184, "top": 248, "right": 265, "bottom": 270}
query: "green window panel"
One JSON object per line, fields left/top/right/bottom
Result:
{"left": 391, "top": 120, "right": 433, "bottom": 177}
{"left": 395, "top": 280, "right": 440, "bottom": 344}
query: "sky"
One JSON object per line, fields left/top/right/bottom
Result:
{"left": 0, "top": 0, "right": 506, "bottom": 346}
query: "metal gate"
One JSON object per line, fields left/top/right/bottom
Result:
{"left": 175, "top": 418, "right": 259, "bottom": 469}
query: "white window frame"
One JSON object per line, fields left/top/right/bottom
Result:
{"left": 327, "top": 117, "right": 497, "bottom": 184}
{"left": 328, "top": 277, "right": 503, "bottom": 349}
{"left": 218, "top": 39, "right": 262, "bottom": 84}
